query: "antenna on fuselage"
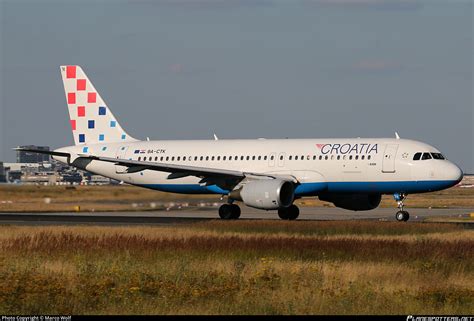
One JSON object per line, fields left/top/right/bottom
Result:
{"left": 213, "top": 133, "right": 219, "bottom": 141}
{"left": 395, "top": 132, "right": 400, "bottom": 139}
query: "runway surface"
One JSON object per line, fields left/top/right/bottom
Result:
{"left": 1, "top": 206, "right": 473, "bottom": 226}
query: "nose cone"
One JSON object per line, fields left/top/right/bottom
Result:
{"left": 444, "top": 162, "right": 463, "bottom": 184}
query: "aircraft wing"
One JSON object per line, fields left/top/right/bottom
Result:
{"left": 14, "top": 148, "right": 297, "bottom": 190}
{"left": 87, "top": 155, "right": 246, "bottom": 178}
{"left": 84, "top": 155, "right": 297, "bottom": 183}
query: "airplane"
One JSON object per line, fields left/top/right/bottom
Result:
{"left": 16, "top": 65, "right": 464, "bottom": 222}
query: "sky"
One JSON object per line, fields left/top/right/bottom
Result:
{"left": 0, "top": 0, "right": 473, "bottom": 172}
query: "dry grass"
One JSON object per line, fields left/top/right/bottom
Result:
{"left": 0, "top": 221, "right": 472, "bottom": 315}
{"left": 1, "top": 185, "right": 474, "bottom": 213}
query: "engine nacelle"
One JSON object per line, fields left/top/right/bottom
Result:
{"left": 230, "top": 179, "right": 295, "bottom": 210}
{"left": 319, "top": 193, "right": 381, "bottom": 211}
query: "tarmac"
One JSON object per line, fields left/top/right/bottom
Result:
{"left": 0, "top": 206, "right": 473, "bottom": 226}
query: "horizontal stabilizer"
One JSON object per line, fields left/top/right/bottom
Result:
{"left": 13, "top": 148, "right": 70, "bottom": 158}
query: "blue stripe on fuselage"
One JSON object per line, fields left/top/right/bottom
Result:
{"left": 139, "top": 179, "right": 458, "bottom": 196}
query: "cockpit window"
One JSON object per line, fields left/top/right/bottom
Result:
{"left": 413, "top": 152, "right": 422, "bottom": 160}
{"left": 421, "top": 153, "right": 432, "bottom": 160}
{"left": 431, "top": 153, "right": 445, "bottom": 160}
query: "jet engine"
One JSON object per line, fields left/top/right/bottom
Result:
{"left": 318, "top": 193, "right": 381, "bottom": 211}
{"left": 230, "top": 179, "right": 295, "bottom": 210}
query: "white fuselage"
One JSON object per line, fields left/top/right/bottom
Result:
{"left": 53, "top": 137, "right": 463, "bottom": 197}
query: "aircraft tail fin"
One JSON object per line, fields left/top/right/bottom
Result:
{"left": 60, "top": 65, "right": 137, "bottom": 145}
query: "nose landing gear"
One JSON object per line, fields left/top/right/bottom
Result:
{"left": 394, "top": 192, "right": 409, "bottom": 222}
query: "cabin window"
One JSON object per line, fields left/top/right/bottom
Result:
{"left": 166, "top": 156, "right": 169, "bottom": 161}
{"left": 138, "top": 157, "right": 141, "bottom": 161}
{"left": 295, "top": 156, "right": 298, "bottom": 160}
{"left": 206, "top": 156, "right": 209, "bottom": 161}
{"left": 199, "top": 156, "right": 203, "bottom": 161}
{"left": 337, "top": 155, "right": 341, "bottom": 160}
{"left": 319, "top": 155, "right": 322, "bottom": 160}
{"left": 368, "top": 155, "right": 371, "bottom": 160}
{"left": 223, "top": 156, "right": 226, "bottom": 161}
{"left": 264, "top": 156, "right": 268, "bottom": 160}
{"left": 313, "top": 155, "right": 316, "bottom": 160}
{"left": 421, "top": 153, "right": 432, "bottom": 160}
{"left": 253, "top": 156, "right": 256, "bottom": 160}
{"left": 177, "top": 156, "right": 180, "bottom": 161}
{"left": 331, "top": 155, "right": 334, "bottom": 160}
{"left": 289, "top": 155, "right": 292, "bottom": 160}
{"left": 271, "top": 155, "right": 274, "bottom": 160}
{"left": 355, "top": 155, "right": 359, "bottom": 160}
{"left": 171, "top": 157, "right": 175, "bottom": 161}
{"left": 155, "top": 157, "right": 158, "bottom": 161}
{"left": 361, "top": 155, "right": 365, "bottom": 160}
{"left": 258, "top": 156, "right": 261, "bottom": 160}
{"left": 280, "top": 155, "right": 284, "bottom": 160}
{"left": 349, "top": 155, "right": 353, "bottom": 160}
{"left": 413, "top": 152, "right": 422, "bottom": 160}
{"left": 325, "top": 155, "right": 328, "bottom": 160}
{"left": 160, "top": 156, "right": 164, "bottom": 161}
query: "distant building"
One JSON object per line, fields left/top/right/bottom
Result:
{"left": 0, "top": 162, "right": 6, "bottom": 183}
{"left": 16, "top": 145, "right": 50, "bottom": 163}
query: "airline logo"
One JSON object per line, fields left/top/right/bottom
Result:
{"left": 316, "top": 143, "right": 378, "bottom": 155}
{"left": 61, "top": 65, "right": 131, "bottom": 145}
{"left": 134, "top": 150, "right": 146, "bottom": 154}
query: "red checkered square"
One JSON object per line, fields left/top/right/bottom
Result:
{"left": 66, "top": 66, "right": 76, "bottom": 79}
{"left": 70, "top": 120, "right": 76, "bottom": 130}
{"left": 77, "top": 79, "right": 86, "bottom": 91}
{"left": 77, "top": 106, "right": 85, "bottom": 117}
{"left": 67, "top": 93, "right": 76, "bottom": 104}
{"left": 88, "top": 92, "right": 96, "bottom": 103}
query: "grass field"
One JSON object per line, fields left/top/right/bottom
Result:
{"left": 0, "top": 221, "right": 472, "bottom": 315}
{"left": 1, "top": 184, "right": 474, "bottom": 213}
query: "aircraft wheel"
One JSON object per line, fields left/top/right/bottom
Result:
{"left": 278, "top": 205, "right": 299, "bottom": 220}
{"left": 396, "top": 210, "right": 409, "bottom": 222}
{"left": 402, "top": 211, "right": 410, "bottom": 222}
{"left": 230, "top": 204, "right": 241, "bottom": 219}
{"left": 219, "top": 204, "right": 234, "bottom": 220}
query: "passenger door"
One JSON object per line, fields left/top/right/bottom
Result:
{"left": 382, "top": 144, "right": 398, "bottom": 173}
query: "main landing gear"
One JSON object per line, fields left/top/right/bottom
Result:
{"left": 218, "top": 203, "right": 300, "bottom": 220}
{"left": 218, "top": 203, "right": 241, "bottom": 220}
{"left": 394, "top": 192, "right": 409, "bottom": 222}
{"left": 278, "top": 204, "right": 300, "bottom": 220}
